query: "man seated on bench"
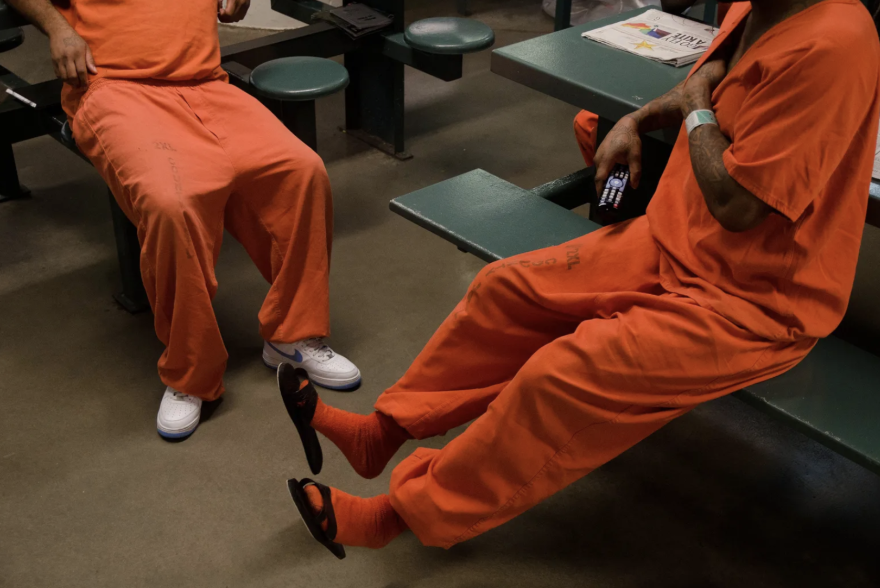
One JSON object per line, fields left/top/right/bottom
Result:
{"left": 8, "top": 0, "right": 361, "bottom": 439}
{"left": 279, "top": 0, "right": 880, "bottom": 556}
{"left": 574, "top": 0, "right": 732, "bottom": 165}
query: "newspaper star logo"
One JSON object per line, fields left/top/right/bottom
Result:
{"left": 633, "top": 40, "right": 656, "bottom": 51}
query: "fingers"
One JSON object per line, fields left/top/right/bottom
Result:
{"left": 52, "top": 60, "right": 64, "bottom": 84}
{"left": 594, "top": 157, "right": 612, "bottom": 195}
{"left": 62, "top": 58, "right": 80, "bottom": 86}
{"left": 627, "top": 145, "right": 642, "bottom": 189}
{"left": 219, "top": 0, "right": 247, "bottom": 22}
{"left": 218, "top": 0, "right": 234, "bottom": 23}
{"left": 217, "top": 0, "right": 236, "bottom": 23}
{"left": 85, "top": 46, "right": 98, "bottom": 74}
{"left": 74, "top": 53, "right": 89, "bottom": 87}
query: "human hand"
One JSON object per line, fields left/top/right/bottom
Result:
{"left": 594, "top": 116, "right": 642, "bottom": 192}
{"left": 218, "top": 0, "right": 251, "bottom": 23}
{"left": 48, "top": 24, "right": 97, "bottom": 88}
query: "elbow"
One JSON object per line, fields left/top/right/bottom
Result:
{"left": 710, "top": 196, "right": 773, "bottom": 233}
{"left": 715, "top": 214, "right": 762, "bottom": 233}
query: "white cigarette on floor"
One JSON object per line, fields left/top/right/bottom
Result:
{"left": 5, "top": 87, "right": 37, "bottom": 108}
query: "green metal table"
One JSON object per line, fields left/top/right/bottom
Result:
{"left": 490, "top": 6, "right": 880, "bottom": 221}
{"left": 491, "top": 6, "right": 694, "bottom": 145}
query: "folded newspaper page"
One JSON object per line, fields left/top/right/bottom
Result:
{"left": 582, "top": 9, "right": 719, "bottom": 67}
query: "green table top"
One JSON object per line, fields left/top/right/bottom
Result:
{"left": 491, "top": 6, "right": 691, "bottom": 144}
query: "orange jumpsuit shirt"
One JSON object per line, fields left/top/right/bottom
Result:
{"left": 648, "top": 0, "right": 880, "bottom": 342}
{"left": 54, "top": 0, "right": 228, "bottom": 116}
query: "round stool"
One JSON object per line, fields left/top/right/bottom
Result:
{"left": 0, "top": 27, "right": 23, "bottom": 54}
{"left": 404, "top": 17, "right": 495, "bottom": 55}
{"left": 250, "top": 56, "right": 349, "bottom": 152}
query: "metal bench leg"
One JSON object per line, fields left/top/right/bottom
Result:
{"left": 280, "top": 100, "right": 319, "bottom": 152}
{"left": 554, "top": 0, "right": 572, "bottom": 31}
{"left": 0, "top": 141, "right": 30, "bottom": 203}
{"left": 108, "top": 189, "right": 149, "bottom": 314}
{"left": 343, "top": 50, "right": 411, "bottom": 160}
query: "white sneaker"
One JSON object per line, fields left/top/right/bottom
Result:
{"left": 156, "top": 387, "right": 202, "bottom": 439}
{"left": 263, "top": 338, "right": 361, "bottom": 390}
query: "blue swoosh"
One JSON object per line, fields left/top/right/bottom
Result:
{"left": 267, "top": 342, "right": 303, "bottom": 363}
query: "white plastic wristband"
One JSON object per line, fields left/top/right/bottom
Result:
{"left": 685, "top": 109, "right": 718, "bottom": 135}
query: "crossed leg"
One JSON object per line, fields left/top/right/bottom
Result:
{"left": 286, "top": 217, "right": 812, "bottom": 551}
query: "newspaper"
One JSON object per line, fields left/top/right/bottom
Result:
{"left": 582, "top": 9, "right": 719, "bottom": 67}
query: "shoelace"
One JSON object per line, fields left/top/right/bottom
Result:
{"left": 303, "top": 337, "right": 335, "bottom": 362}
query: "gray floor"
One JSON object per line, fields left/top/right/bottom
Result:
{"left": 1, "top": 1, "right": 879, "bottom": 586}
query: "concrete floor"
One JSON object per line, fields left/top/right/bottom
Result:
{"left": 1, "top": 1, "right": 879, "bottom": 586}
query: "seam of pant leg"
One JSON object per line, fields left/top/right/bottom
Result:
{"left": 660, "top": 343, "right": 777, "bottom": 408}
{"left": 78, "top": 105, "right": 157, "bottom": 281}
{"left": 230, "top": 197, "right": 286, "bottom": 337}
{"left": 252, "top": 207, "right": 286, "bottom": 331}
{"left": 404, "top": 394, "right": 479, "bottom": 438}
{"left": 448, "top": 399, "right": 650, "bottom": 547}
{"left": 448, "top": 345, "right": 780, "bottom": 547}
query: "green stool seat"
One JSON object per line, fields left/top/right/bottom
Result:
{"left": 249, "top": 56, "right": 349, "bottom": 102}
{"left": 0, "top": 27, "right": 23, "bottom": 53}
{"left": 404, "top": 17, "right": 495, "bottom": 55}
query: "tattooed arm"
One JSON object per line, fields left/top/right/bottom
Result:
{"left": 682, "top": 60, "right": 773, "bottom": 232}
{"left": 593, "top": 80, "right": 686, "bottom": 192}
{"left": 6, "top": 0, "right": 96, "bottom": 87}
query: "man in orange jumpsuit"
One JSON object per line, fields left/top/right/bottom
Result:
{"left": 9, "top": 0, "right": 362, "bottom": 439}
{"left": 279, "top": 0, "right": 880, "bottom": 558}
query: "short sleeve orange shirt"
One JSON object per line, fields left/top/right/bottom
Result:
{"left": 647, "top": 0, "right": 880, "bottom": 341}
{"left": 54, "top": 0, "right": 226, "bottom": 116}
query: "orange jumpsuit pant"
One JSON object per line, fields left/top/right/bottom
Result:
{"left": 71, "top": 79, "right": 332, "bottom": 400}
{"left": 574, "top": 109, "right": 599, "bottom": 167}
{"left": 375, "top": 217, "right": 813, "bottom": 548}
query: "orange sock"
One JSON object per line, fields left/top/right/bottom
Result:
{"left": 304, "top": 485, "right": 408, "bottom": 548}
{"left": 310, "top": 400, "right": 411, "bottom": 479}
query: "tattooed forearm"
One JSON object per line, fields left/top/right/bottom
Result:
{"left": 624, "top": 80, "right": 687, "bottom": 134}
{"left": 689, "top": 124, "right": 735, "bottom": 209}
{"left": 689, "top": 123, "right": 773, "bottom": 232}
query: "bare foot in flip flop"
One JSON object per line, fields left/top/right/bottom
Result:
{"left": 288, "top": 478, "right": 408, "bottom": 559}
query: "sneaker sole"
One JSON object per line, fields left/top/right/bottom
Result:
{"left": 262, "top": 355, "right": 361, "bottom": 391}
{"left": 157, "top": 418, "right": 200, "bottom": 439}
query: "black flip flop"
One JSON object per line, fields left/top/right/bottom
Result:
{"left": 278, "top": 363, "right": 323, "bottom": 475}
{"left": 288, "top": 478, "right": 346, "bottom": 560}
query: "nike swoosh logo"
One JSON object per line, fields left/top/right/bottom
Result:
{"left": 268, "top": 342, "right": 303, "bottom": 363}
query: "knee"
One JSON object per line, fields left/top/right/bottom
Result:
{"left": 574, "top": 110, "right": 599, "bottom": 166}
{"left": 573, "top": 110, "right": 599, "bottom": 137}
{"left": 288, "top": 147, "right": 329, "bottom": 183}
{"left": 465, "top": 258, "right": 529, "bottom": 310}
{"left": 136, "top": 191, "right": 186, "bottom": 229}
{"left": 278, "top": 148, "right": 332, "bottom": 199}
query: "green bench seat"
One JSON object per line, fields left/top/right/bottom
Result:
{"left": 390, "top": 169, "right": 600, "bottom": 262}
{"left": 390, "top": 169, "right": 880, "bottom": 476}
